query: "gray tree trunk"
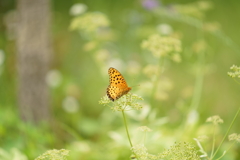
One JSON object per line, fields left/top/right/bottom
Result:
{"left": 16, "top": 0, "right": 52, "bottom": 123}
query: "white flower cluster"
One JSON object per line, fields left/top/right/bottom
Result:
{"left": 70, "top": 12, "right": 110, "bottom": 33}
{"left": 141, "top": 34, "right": 182, "bottom": 62}
{"left": 228, "top": 65, "right": 240, "bottom": 78}
{"left": 206, "top": 115, "right": 223, "bottom": 125}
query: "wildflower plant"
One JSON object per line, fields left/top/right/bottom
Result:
{"left": 206, "top": 115, "right": 224, "bottom": 159}
{"left": 130, "top": 142, "right": 200, "bottom": 160}
{"left": 68, "top": 2, "right": 240, "bottom": 159}
{"left": 228, "top": 133, "right": 240, "bottom": 143}
{"left": 100, "top": 91, "right": 240, "bottom": 160}
{"left": 206, "top": 115, "right": 224, "bottom": 125}
{"left": 69, "top": 12, "right": 110, "bottom": 35}
{"left": 141, "top": 33, "right": 182, "bottom": 105}
{"left": 131, "top": 144, "right": 158, "bottom": 160}
{"left": 99, "top": 93, "right": 143, "bottom": 112}
{"left": 35, "top": 149, "right": 69, "bottom": 160}
{"left": 99, "top": 93, "right": 202, "bottom": 160}
{"left": 228, "top": 65, "right": 240, "bottom": 84}
{"left": 194, "top": 111, "right": 240, "bottom": 160}
{"left": 158, "top": 142, "right": 200, "bottom": 160}
{"left": 100, "top": 93, "right": 144, "bottom": 158}
{"left": 137, "top": 126, "right": 152, "bottom": 145}
{"left": 141, "top": 34, "right": 182, "bottom": 63}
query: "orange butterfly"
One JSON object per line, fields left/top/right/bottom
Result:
{"left": 106, "top": 67, "right": 131, "bottom": 101}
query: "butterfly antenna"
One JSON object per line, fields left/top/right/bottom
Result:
{"left": 131, "top": 84, "right": 140, "bottom": 88}
{"left": 130, "top": 77, "right": 140, "bottom": 88}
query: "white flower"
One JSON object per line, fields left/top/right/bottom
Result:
{"left": 45, "top": 70, "right": 62, "bottom": 88}
{"left": 157, "top": 23, "right": 173, "bottom": 35}
{"left": 206, "top": 115, "right": 223, "bottom": 125}
{"left": 62, "top": 96, "right": 79, "bottom": 113}
{"left": 70, "top": 3, "right": 88, "bottom": 16}
{"left": 137, "top": 126, "right": 152, "bottom": 132}
{"left": 186, "top": 110, "right": 199, "bottom": 125}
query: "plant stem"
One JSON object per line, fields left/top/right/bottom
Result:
{"left": 233, "top": 78, "right": 240, "bottom": 85}
{"left": 193, "top": 138, "right": 208, "bottom": 157}
{"left": 212, "top": 107, "right": 240, "bottom": 159}
{"left": 216, "top": 141, "right": 236, "bottom": 160}
{"left": 122, "top": 110, "right": 133, "bottom": 148}
{"left": 122, "top": 110, "right": 139, "bottom": 159}
{"left": 150, "top": 57, "right": 165, "bottom": 106}
{"left": 210, "top": 125, "right": 216, "bottom": 158}
{"left": 189, "top": 49, "right": 204, "bottom": 111}
{"left": 143, "top": 132, "right": 146, "bottom": 144}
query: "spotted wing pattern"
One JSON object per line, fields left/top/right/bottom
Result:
{"left": 106, "top": 67, "right": 131, "bottom": 101}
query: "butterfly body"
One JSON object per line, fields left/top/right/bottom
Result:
{"left": 106, "top": 67, "right": 131, "bottom": 101}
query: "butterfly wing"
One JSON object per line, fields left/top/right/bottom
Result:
{"left": 106, "top": 85, "right": 122, "bottom": 101}
{"left": 106, "top": 67, "right": 131, "bottom": 101}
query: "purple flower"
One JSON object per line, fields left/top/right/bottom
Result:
{"left": 141, "top": 0, "right": 160, "bottom": 10}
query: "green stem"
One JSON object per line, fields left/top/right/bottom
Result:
{"left": 233, "top": 78, "right": 240, "bottom": 85}
{"left": 150, "top": 58, "right": 165, "bottom": 106}
{"left": 210, "top": 125, "right": 216, "bottom": 158}
{"left": 193, "top": 138, "right": 208, "bottom": 157}
{"left": 212, "top": 107, "right": 240, "bottom": 159}
{"left": 122, "top": 110, "right": 133, "bottom": 148}
{"left": 190, "top": 25, "right": 205, "bottom": 112}
{"left": 122, "top": 110, "right": 139, "bottom": 159}
{"left": 216, "top": 141, "right": 236, "bottom": 160}
{"left": 189, "top": 50, "right": 204, "bottom": 111}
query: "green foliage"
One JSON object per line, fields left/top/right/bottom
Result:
{"left": 173, "top": 1, "right": 213, "bottom": 19}
{"left": 0, "top": 148, "right": 27, "bottom": 160}
{"left": 1, "top": 0, "right": 240, "bottom": 159}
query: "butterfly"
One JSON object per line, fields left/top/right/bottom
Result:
{"left": 106, "top": 67, "right": 131, "bottom": 101}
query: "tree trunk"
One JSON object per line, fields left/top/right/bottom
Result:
{"left": 16, "top": 0, "right": 52, "bottom": 123}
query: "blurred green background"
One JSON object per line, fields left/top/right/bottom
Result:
{"left": 0, "top": 0, "right": 239, "bottom": 159}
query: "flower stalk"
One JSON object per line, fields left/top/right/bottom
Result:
{"left": 121, "top": 110, "right": 133, "bottom": 148}
{"left": 212, "top": 108, "right": 240, "bottom": 159}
